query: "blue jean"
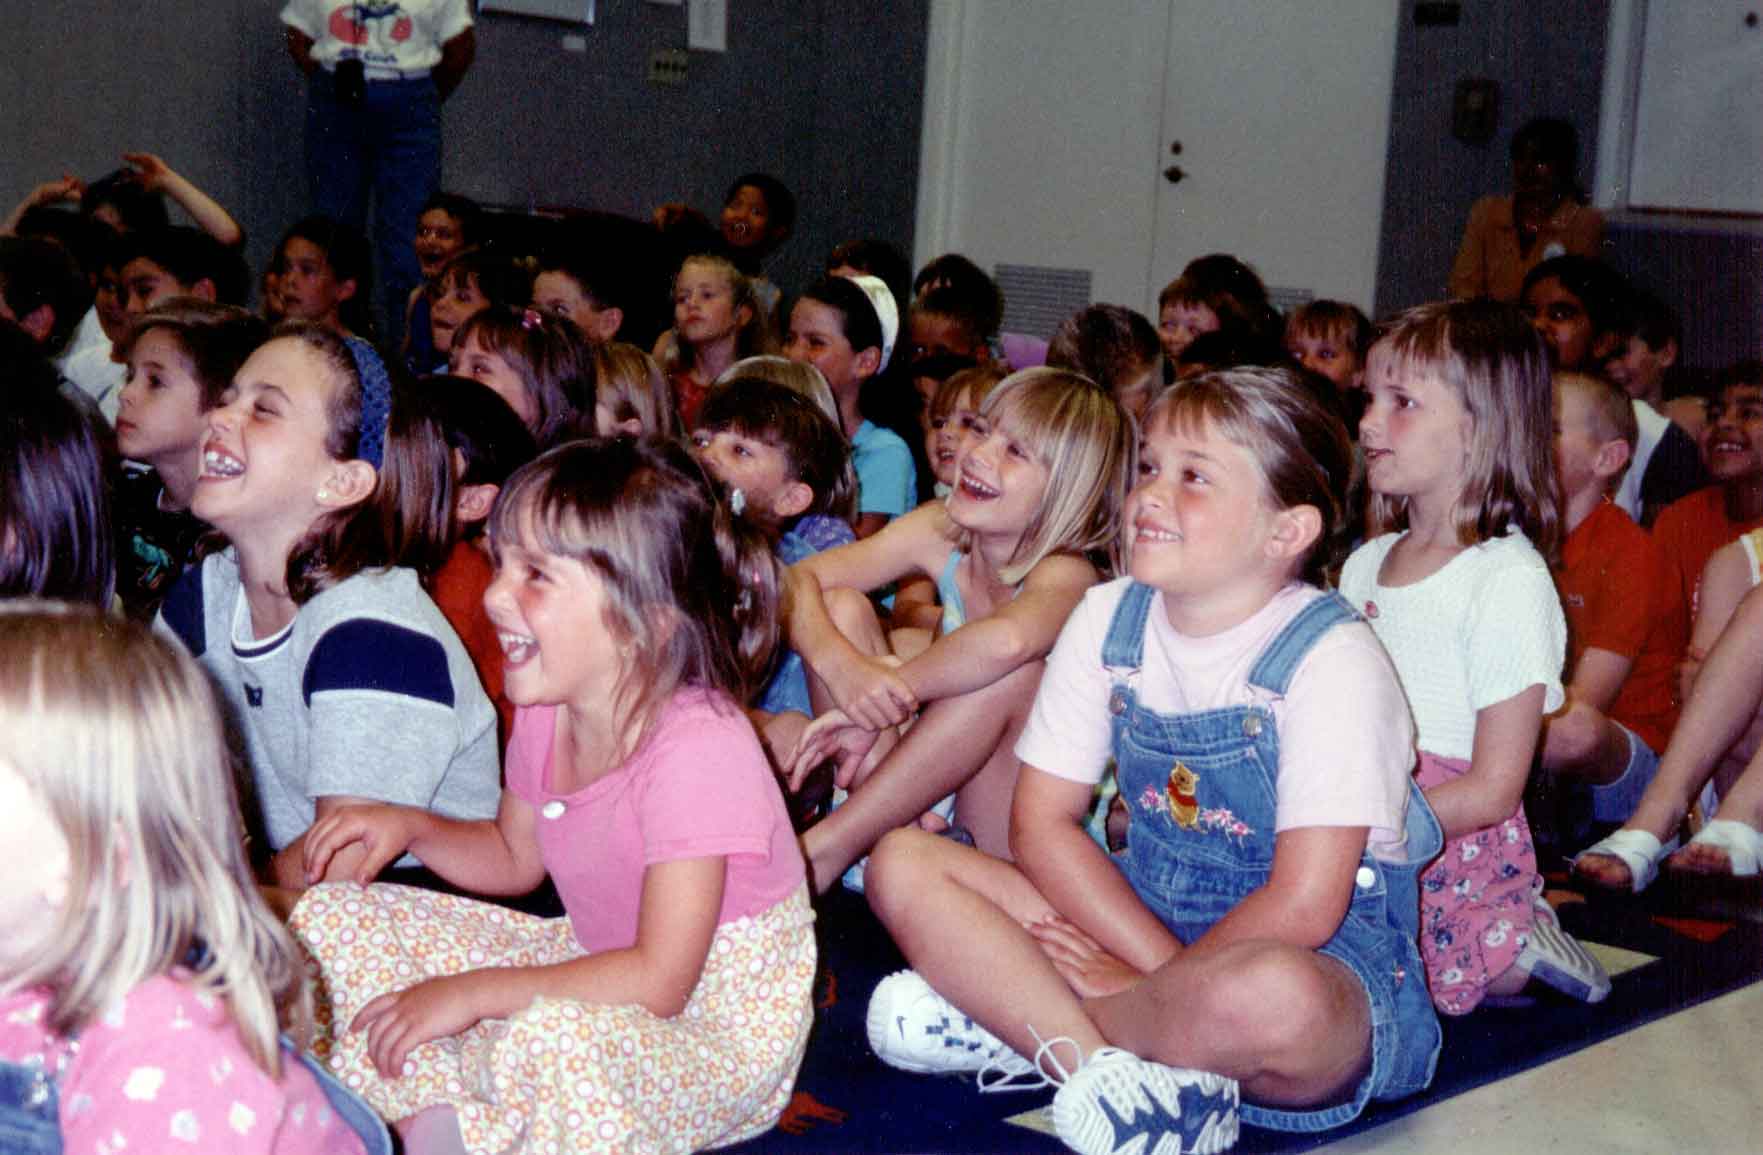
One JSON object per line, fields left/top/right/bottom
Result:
{"left": 1102, "top": 584, "right": 1443, "bottom": 1133}
{"left": 305, "top": 72, "right": 441, "bottom": 344}
{"left": 1590, "top": 722, "right": 1662, "bottom": 824}
{"left": 0, "top": 1057, "right": 58, "bottom": 1155}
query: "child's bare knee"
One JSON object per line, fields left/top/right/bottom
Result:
{"left": 1185, "top": 943, "right": 1335, "bottom": 1051}
{"left": 824, "top": 587, "right": 884, "bottom": 650}
{"left": 824, "top": 585, "right": 875, "bottom": 629}
{"left": 1546, "top": 702, "right": 1606, "bottom": 770}
{"left": 866, "top": 827, "right": 941, "bottom": 910}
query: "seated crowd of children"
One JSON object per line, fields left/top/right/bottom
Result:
{"left": 3, "top": 147, "right": 1762, "bottom": 1155}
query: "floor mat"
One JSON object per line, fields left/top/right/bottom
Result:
{"left": 722, "top": 883, "right": 1763, "bottom": 1154}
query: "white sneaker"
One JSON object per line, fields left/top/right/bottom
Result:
{"left": 1518, "top": 895, "right": 1611, "bottom": 1003}
{"left": 1051, "top": 1047, "right": 1239, "bottom": 1155}
{"left": 865, "top": 970, "right": 1036, "bottom": 1085}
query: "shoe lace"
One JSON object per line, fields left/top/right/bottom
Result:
{"left": 976, "top": 1025, "right": 1082, "bottom": 1095}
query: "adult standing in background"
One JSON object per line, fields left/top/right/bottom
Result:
{"left": 1448, "top": 117, "right": 1603, "bottom": 302}
{"left": 282, "top": 0, "right": 476, "bottom": 345}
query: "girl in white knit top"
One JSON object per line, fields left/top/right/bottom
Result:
{"left": 1339, "top": 300, "right": 1608, "bottom": 1015}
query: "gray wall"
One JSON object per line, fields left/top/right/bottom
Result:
{"left": 1374, "top": 1, "right": 1610, "bottom": 318}
{"left": 1, "top": 4, "right": 299, "bottom": 283}
{"left": 1, "top": 1, "right": 928, "bottom": 313}
{"left": 1374, "top": 0, "right": 1760, "bottom": 379}
{"left": 449, "top": 2, "right": 927, "bottom": 297}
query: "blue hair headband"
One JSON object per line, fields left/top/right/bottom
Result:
{"left": 341, "top": 336, "right": 392, "bottom": 470}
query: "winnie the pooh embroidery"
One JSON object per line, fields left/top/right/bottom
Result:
{"left": 1167, "top": 762, "right": 1200, "bottom": 829}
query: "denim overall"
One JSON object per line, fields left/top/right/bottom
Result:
{"left": 0, "top": 1052, "right": 59, "bottom": 1155}
{"left": 0, "top": 1039, "right": 392, "bottom": 1155}
{"left": 1103, "top": 584, "right": 1443, "bottom": 1132}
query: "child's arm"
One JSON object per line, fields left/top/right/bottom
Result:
{"left": 2, "top": 173, "right": 81, "bottom": 234}
{"left": 284, "top": 25, "right": 319, "bottom": 77}
{"left": 121, "top": 153, "right": 243, "bottom": 246}
{"left": 1031, "top": 826, "right": 1372, "bottom": 991}
{"left": 1012, "top": 764, "right": 1182, "bottom": 977}
{"left": 353, "top": 856, "right": 724, "bottom": 1076}
{"left": 301, "top": 789, "right": 548, "bottom": 894}
{"left": 434, "top": 28, "right": 477, "bottom": 101}
{"left": 1567, "top": 648, "right": 1632, "bottom": 714}
{"left": 1422, "top": 684, "right": 1547, "bottom": 838}
{"left": 269, "top": 794, "right": 380, "bottom": 889}
{"left": 895, "top": 552, "right": 1096, "bottom": 704}
{"left": 1183, "top": 826, "right": 1369, "bottom": 953}
{"left": 787, "top": 504, "right": 947, "bottom": 728}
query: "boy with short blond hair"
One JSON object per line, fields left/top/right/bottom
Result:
{"left": 1542, "top": 371, "right": 1687, "bottom": 823}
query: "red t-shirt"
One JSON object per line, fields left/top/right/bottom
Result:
{"left": 671, "top": 369, "right": 709, "bottom": 431}
{"left": 1554, "top": 501, "right": 1685, "bottom": 752}
{"left": 1652, "top": 485, "right": 1763, "bottom": 619}
{"left": 429, "top": 539, "right": 512, "bottom": 747}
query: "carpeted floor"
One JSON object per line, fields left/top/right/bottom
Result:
{"left": 722, "top": 868, "right": 1763, "bottom": 1155}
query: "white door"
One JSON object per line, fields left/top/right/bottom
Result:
{"left": 1147, "top": 3, "right": 1399, "bottom": 313}
{"left": 914, "top": 0, "right": 1171, "bottom": 314}
{"left": 915, "top": 1, "right": 1400, "bottom": 323}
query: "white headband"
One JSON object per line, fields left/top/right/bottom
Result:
{"left": 841, "top": 273, "right": 899, "bottom": 374}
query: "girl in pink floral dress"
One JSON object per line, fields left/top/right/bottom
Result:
{"left": 1340, "top": 299, "right": 1609, "bottom": 1014}
{"left": 292, "top": 438, "right": 814, "bottom": 1155}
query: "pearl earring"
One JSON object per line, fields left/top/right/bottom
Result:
{"left": 316, "top": 488, "right": 330, "bottom": 501}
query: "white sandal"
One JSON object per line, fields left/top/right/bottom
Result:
{"left": 1573, "top": 828, "right": 1679, "bottom": 893}
{"left": 1678, "top": 819, "right": 1763, "bottom": 877}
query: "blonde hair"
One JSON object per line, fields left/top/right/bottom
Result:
{"left": 716, "top": 354, "right": 840, "bottom": 426}
{"left": 0, "top": 603, "right": 307, "bottom": 1075}
{"left": 1366, "top": 300, "right": 1561, "bottom": 558}
{"left": 1143, "top": 368, "right": 1355, "bottom": 586}
{"left": 664, "top": 254, "right": 773, "bottom": 374}
{"left": 1558, "top": 370, "right": 1637, "bottom": 449}
{"left": 592, "top": 341, "right": 678, "bottom": 438}
{"left": 955, "top": 367, "right": 1133, "bottom": 583}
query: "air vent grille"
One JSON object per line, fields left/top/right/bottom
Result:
{"left": 994, "top": 264, "right": 1093, "bottom": 340}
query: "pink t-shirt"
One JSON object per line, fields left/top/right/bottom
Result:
{"left": 0, "top": 975, "right": 367, "bottom": 1155}
{"left": 506, "top": 688, "right": 805, "bottom": 953}
{"left": 1016, "top": 580, "right": 1417, "bottom": 859}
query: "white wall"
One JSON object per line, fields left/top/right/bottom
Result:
{"left": 916, "top": 0, "right": 1401, "bottom": 316}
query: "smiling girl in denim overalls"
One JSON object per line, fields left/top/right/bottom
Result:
{"left": 864, "top": 368, "right": 1442, "bottom": 1155}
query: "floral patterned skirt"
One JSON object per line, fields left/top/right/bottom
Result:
{"left": 290, "top": 882, "right": 817, "bottom": 1154}
{"left": 1415, "top": 752, "right": 1540, "bottom": 1015}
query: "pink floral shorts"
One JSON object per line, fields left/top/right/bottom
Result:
{"left": 1415, "top": 751, "right": 1541, "bottom": 1015}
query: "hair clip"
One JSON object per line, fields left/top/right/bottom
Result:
{"left": 521, "top": 307, "right": 544, "bottom": 331}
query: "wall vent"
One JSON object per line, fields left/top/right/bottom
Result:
{"left": 994, "top": 264, "right": 1093, "bottom": 340}
{"left": 1266, "top": 286, "right": 1315, "bottom": 315}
